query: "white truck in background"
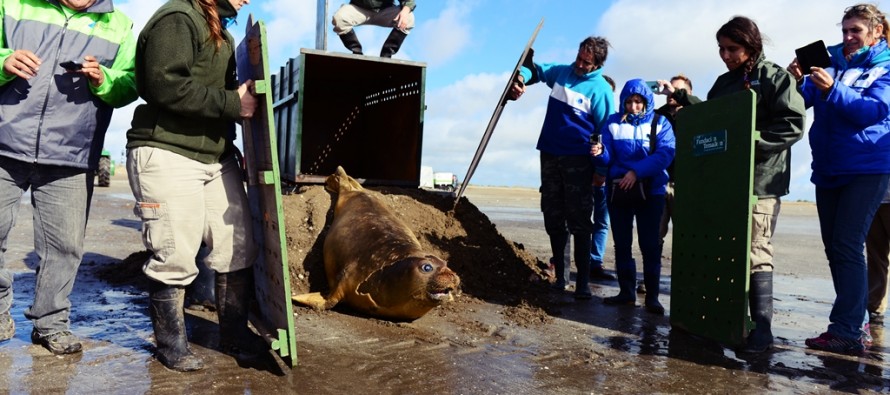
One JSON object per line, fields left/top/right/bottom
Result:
{"left": 419, "top": 166, "right": 458, "bottom": 192}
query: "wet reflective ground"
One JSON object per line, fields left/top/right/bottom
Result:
{"left": 0, "top": 179, "right": 886, "bottom": 394}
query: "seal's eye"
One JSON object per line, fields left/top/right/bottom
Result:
{"left": 421, "top": 263, "right": 433, "bottom": 272}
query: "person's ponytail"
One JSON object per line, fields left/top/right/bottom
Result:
{"left": 197, "top": 0, "right": 225, "bottom": 51}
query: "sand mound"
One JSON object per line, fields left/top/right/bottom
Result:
{"left": 283, "top": 185, "right": 551, "bottom": 306}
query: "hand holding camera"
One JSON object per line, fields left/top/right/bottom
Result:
{"left": 589, "top": 133, "right": 603, "bottom": 156}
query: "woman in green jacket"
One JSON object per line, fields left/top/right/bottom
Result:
{"left": 126, "top": 0, "right": 261, "bottom": 372}
{"left": 674, "top": 16, "right": 806, "bottom": 355}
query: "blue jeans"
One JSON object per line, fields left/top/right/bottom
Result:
{"left": 590, "top": 185, "right": 609, "bottom": 268}
{"left": 0, "top": 157, "right": 92, "bottom": 335}
{"left": 815, "top": 173, "right": 890, "bottom": 340}
{"left": 609, "top": 194, "right": 665, "bottom": 284}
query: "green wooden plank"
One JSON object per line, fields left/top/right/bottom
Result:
{"left": 236, "top": 15, "right": 298, "bottom": 367}
{"left": 669, "top": 90, "right": 757, "bottom": 347}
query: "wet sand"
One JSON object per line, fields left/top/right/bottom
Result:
{"left": 0, "top": 175, "right": 886, "bottom": 394}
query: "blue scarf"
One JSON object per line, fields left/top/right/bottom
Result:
{"left": 626, "top": 111, "right": 647, "bottom": 126}
{"left": 828, "top": 38, "right": 890, "bottom": 69}
{"left": 222, "top": 16, "right": 237, "bottom": 29}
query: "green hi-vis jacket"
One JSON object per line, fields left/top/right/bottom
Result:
{"left": 0, "top": 0, "right": 137, "bottom": 170}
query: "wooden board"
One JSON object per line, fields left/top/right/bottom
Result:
{"left": 669, "top": 90, "right": 758, "bottom": 347}
{"left": 454, "top": 18, "right": 544, "bottom": 208}
{"left": 235, "top": 15, "right": 299, "bottom": 367}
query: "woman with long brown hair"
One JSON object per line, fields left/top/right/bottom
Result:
{"left": 673, "top": 16, "right": 807, "bottom": 355}
{"left": 126, "top": 0, "right": 261, "bottom": 372}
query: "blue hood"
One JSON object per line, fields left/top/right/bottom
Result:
{"left": 619, "top": 79, "right": 656, "bottom": 125}
{"left": 828, "top": 38, "right": 890, "bottom": 69}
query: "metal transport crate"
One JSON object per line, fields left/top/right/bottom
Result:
{"left": 272, "top": 49, "right": 427, "bottom": 186}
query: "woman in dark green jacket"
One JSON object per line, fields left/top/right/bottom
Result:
{"left": 674, "top": 16, "right": 806, "bottom": 355}
{"left": 125, "top": 0, "right": 261, "bottom": 372}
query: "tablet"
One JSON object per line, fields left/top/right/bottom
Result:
{"left": 795, "top": 40, "right": 831, "bottom": 74}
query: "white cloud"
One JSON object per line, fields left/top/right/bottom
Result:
{"left": 105, "top": 0, "right": 888, "bottom": 202}
{"left": 412, "top": 0, "right": 474, "bottom": 67}
{"left": 421, "top": 72, "right": 548, "bottom": 187}
{"left": 595, "top": 0, "right": 877, "bottom": 202}
{"left": 259, "top": 0, "right": 318, "bottom": 67}
{"left": 445, "top": 0, "right": 884, "bottom": 200}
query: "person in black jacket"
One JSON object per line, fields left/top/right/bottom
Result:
{"left": 127, "top": 0, "right": 262, "bottom": 372}
{"left": 653, "top": 75, "right": 699, "bottom": 248}
{"left": 675, "top": 16, "right": 806, "bottom": 355}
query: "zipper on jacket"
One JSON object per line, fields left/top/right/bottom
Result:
{"left": 34, "top": 10, "right": 77, "bottom": 163}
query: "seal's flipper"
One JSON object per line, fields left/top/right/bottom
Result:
{"left": 292, "top": 292, "right": 330, "bottom": 310}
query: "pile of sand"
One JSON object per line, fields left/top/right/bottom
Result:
{"left": 282, "top": 185, "right": 551, "bottom": 307}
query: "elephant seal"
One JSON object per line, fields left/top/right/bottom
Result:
{"left": 292, "top": 166, "right": 461, "bottom": 321}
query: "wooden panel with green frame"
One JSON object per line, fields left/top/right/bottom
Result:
{"left": 236, "top": 15, "right": 299, "bottom": 367}
{"left": 669, "top": 90, "right": 759, "bottom": 347}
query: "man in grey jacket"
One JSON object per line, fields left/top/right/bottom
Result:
{"left": 0, "top": 0, "right": 137, "bottom": 355}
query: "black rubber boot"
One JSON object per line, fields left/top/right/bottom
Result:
{"left": 643, "top": 267, "right": 664, "bottom": 315}
{"left": 380, "top": 28, "right": 407, "bottom": 58}
{"left": 216, "top": 268, "right": 267, "bottom": 360}
{"left": 185, "top": 256, "right": 215, "bottom": 312}
{"left": 604, "top": 261, "right": 637, "bottom": 305}
{"left": 149, "top": 282, "right": 204, "bottom": 372}
{"left": 573, "top": 233, "right": 593, "bottom": 299}
{"left": 338, "top": 30, "right": 363, "bottom": 55}
{"left": 739, "top": 271, "right": 774, "bottom": 354}
{"left": 549, "top": 233, "right": 569, "bottom": 290}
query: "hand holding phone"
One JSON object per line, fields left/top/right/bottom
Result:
{"left": 60, "top": 61, "right": 83, "bottom": 71}
{"left": 646, "top": 80, "right": 661, "bottom": 93}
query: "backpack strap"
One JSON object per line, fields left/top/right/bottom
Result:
{"left": 649, "top": 113, "right": 661, "bottom": 155}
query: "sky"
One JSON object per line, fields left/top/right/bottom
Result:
{"left": 106, "top": 0, "right": 889, "bottom": 202}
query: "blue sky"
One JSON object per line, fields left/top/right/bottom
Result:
{"left": 108, "top": 0, "right": 888, "bottom": 202}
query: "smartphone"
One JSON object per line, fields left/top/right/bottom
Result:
{"left": 589, "top": 133, "right": 602, "bottom": 145}
{"left": 646, "top": 80, "right": 660, "bottom": 92}
{"left": 60, "top": 61, "right": 83, "bottom": 71}
{"left": 795, "top": 40, "right": 831, "bottom": 74}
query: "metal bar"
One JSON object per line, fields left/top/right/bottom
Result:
{"left": 315, "top": 0, "right": 328, "bottom": 50}
{"left": 453, "top": 18, "right": 544, "bottom": 210}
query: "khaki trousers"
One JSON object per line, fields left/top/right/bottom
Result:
{"left": 751, "top": 197, "right": 780, "bottom": 272}
{"left": 127, "top": 147, "right": 257, "bottom": 286}
{"left": 332, "top": 3, "right": 414, "bottom": 34}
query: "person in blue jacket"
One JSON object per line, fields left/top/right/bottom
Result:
{"left": 590, "top": 79, "right": 675, "bottom": 314}
{"left": 788, "top": 3, "right": 890, "bottom": 355}
{"left": 509, "top": 36, "right": 615, "bottom": 300}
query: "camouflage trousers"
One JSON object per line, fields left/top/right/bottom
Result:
{"left": 540, "top": 152, "right": 594, "bottom": 288}
{"left": 540, "top": 152, "right": 594, "bottom": 238}
{"left": 540, "top": 152, "right": 595, "bottom": 234}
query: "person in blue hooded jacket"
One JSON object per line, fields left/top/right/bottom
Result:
{"left": 509, "top": 36, "right": 615, "bottom": 300}
{"left": 590, "top": 79, "right": 675, "bottom": 314}
{"left": 788, "top": 3, "right": 890, "bottom": 356}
